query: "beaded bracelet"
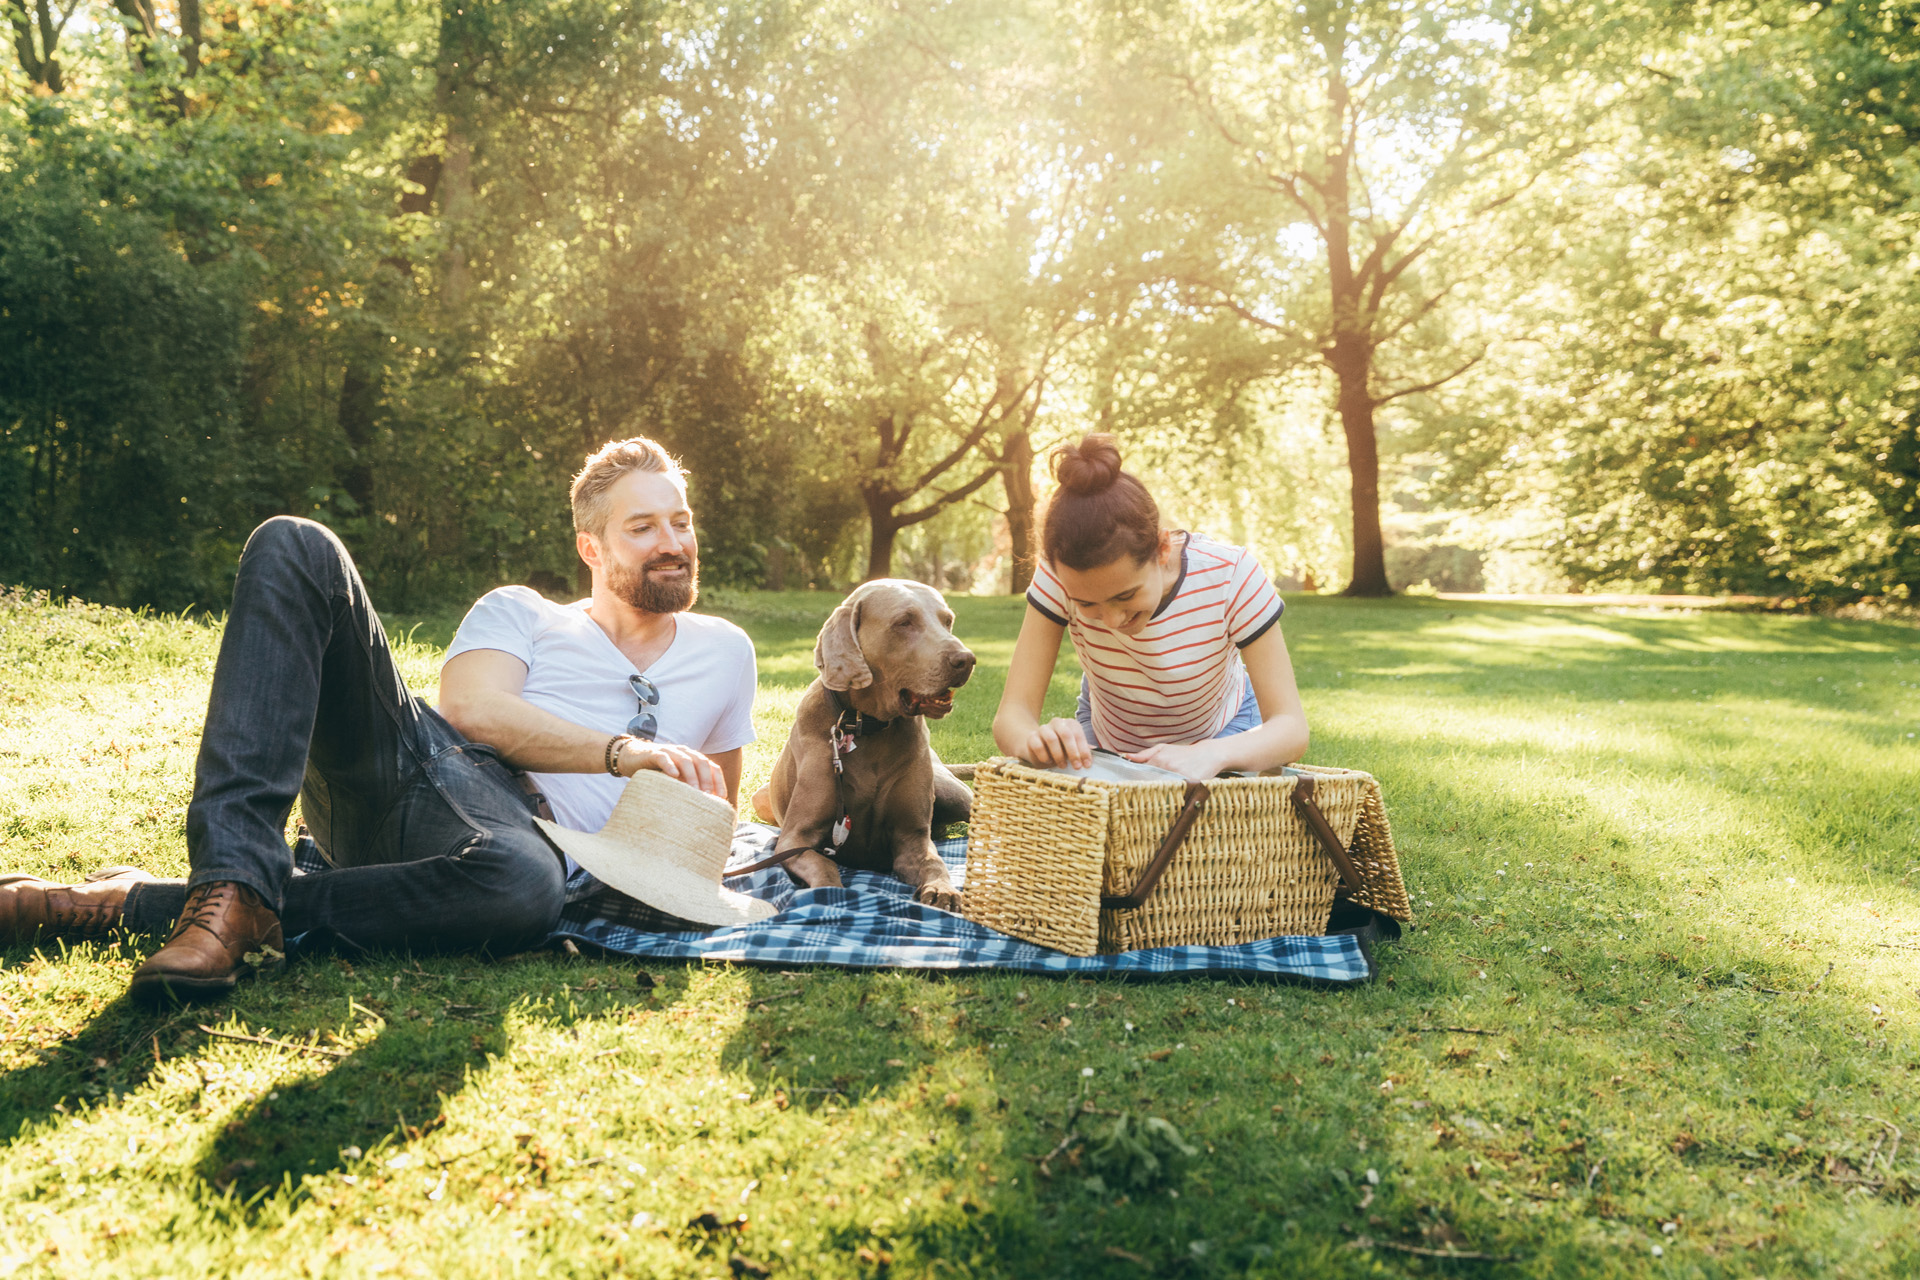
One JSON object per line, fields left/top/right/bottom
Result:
{"left": 604, "top": 733, "right": 634, "bottom": 777}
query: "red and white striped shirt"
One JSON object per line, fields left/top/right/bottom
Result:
{"left": 1027, "top": 532, "right": 1284, "bottom": 753}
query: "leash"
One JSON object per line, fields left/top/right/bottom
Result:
{"left": 732, "top": 691, "right": 882, "bottom": 877}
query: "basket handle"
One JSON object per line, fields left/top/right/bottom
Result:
{"left": 1286, "top": 770, "right": 1366, "bottom": 896}
{"left": 1101, "top": 781, "right": 1211, "bottom": 910}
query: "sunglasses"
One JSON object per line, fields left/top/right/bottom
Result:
{"left": 627, "top": 673, "right": 660, "bottom": 741}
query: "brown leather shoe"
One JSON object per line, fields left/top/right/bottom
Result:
{"left": 128, "top": 882, "right": 284, "bottom": 1005}
{"left": 0, "top": 866, "right": 156, "bottom": 945}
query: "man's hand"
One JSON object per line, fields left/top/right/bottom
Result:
{"left": 441, "top": 650, "right": 739, "bottom": 804}
{"left": 1021, "top": 717, "right": 1093, "bottom": 770}
{"left": 619, "top": 740, "right": 727, "bottom": 799}
{"left": 1124, "top": 741, "right": 1226, "bottom": 783}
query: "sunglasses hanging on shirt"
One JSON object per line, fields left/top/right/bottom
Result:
{"left": 628, "top": 672, "right": 660, "bottom": 742}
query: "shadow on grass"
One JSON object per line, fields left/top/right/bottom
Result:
{"left": 191, "top": 1000, "right": 511, "bottom": 1199}
{"left": 0, "top": 945, "right": 615, "bottom": 1206}
{"left": 701, "top": 965, "right": 1413, "bottom": 1279}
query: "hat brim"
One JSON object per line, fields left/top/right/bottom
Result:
{"left": 536, "top": 818, "right": 776, "bottom": 927}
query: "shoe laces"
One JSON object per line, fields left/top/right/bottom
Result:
{"left": 49, "top": 888, "right": 119, "bottom": 936}
{"left": 167, "top": 882, "right": 259, "bottom": 944}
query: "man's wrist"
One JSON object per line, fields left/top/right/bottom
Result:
{"left": 605, "top": 734, "right": 634, "bottom": 776}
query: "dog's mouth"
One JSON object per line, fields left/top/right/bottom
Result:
{"left": 901, "top": 687, "right": 955, "bottom": 718}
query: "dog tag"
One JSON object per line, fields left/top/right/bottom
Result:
{"left": 833, "top": 729, "right": 857, "bottom": 757}
{"left": 831, "top": 814, "right": 852, "bottom": 848}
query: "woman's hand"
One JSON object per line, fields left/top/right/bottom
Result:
{"left": 1022, "top": 717, "right": 1094, "bottom": 770}
{"left": 620, "top": 740, "right": 728, "bottom": 799}
{"left": 1124, "top": 741, "right": 1228, "bottom": 783}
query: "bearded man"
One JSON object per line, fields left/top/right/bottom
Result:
{"left": 0, "top": 437, "right": 755, "bottom": 1002}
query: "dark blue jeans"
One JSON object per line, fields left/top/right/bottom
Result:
{"left": 122, "top": 517, "right": 566, "bottom": 954}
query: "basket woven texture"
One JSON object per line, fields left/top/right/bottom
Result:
{"left": 961, "top": 765, "right": 1112, "bottom": 956}
{"left": 962, "top": 759, "right": 1411, "bottom": 956}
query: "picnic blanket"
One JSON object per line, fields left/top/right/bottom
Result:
{"left": 547, "top": 823, "right": 1390, "bottom": 985}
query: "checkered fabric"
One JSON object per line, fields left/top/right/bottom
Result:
{"left": 549, "top": 824, "right": 1378, "bottom": 985}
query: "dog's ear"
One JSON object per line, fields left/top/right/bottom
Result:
{"left": 814, "top": 600, "right": 872, "bottom": 690}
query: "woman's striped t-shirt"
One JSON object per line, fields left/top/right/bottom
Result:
{"left": 1026, "top": 532, "right": 1284, "bottom": 753}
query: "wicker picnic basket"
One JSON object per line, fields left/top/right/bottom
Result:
{"left": 962, "top": 758, "right": 1412, "bottom": 957}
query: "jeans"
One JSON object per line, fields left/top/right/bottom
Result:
{"left": 1074, "top": 671, "right": 1263, "bottom": 752}
{"left": 122, "top": 517, "right": 566, "bottom": 954}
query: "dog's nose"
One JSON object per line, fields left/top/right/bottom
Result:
{"left": 947, "top": 649, "right": 977, "bottom": 684}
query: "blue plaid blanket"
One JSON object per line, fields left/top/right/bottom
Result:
{"left": 548, "top": 824, "right": 1381, "bottom": 985}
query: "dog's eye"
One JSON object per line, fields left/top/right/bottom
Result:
{"left": 894, "top": 615, "right": 915, "bottom": 628}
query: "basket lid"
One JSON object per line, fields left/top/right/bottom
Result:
{"left": 1039, "top": 749, "right": 1188, "bottom": 785}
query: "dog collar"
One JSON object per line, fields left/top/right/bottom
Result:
{"left": 827, "top": 690, "right": 894, "bottom": 738}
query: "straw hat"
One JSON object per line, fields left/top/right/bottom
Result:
{"left": 534, "top": 770, "right": 775, "bottom": 927}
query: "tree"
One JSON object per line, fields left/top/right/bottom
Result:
{"left": 751, "top": 0, "right": 1088, "bottom": 582}
{"left": 0, "top": 137, "right": 247, "bottom": 603}
{"left": 5, "top": 0, "right": 81, "bottom": 92}
{"left": 1095, "top": 0, "right": 1614, "bottom": 594}
{"left": 1427, "top": 0, "right": 1920, "bottom": 598}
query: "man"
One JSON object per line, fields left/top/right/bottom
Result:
{"left": 0, "top": 437, "right": 755, "bottom": 1002}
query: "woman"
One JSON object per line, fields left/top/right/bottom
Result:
{"left": 991, "top": 434, "right": 1309, "bottom": 781}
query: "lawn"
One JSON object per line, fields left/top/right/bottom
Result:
{"left": 2, "top": 585, "right": 1917, "bottom": 1279}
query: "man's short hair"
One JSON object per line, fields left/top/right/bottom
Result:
{"left": 570, "top": 436, "right": 687, "bottom": 537}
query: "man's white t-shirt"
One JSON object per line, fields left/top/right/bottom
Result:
{"left": 441, "top": 586, "right": 757, "bottom": 836}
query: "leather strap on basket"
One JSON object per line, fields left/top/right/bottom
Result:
{"left": 1102, "top": 781, "right": 1211, "bottom": 910}
{"left": 1287, "top": 771, "right": 1366, "bottom": 896}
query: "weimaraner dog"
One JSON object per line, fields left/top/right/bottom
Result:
{"left": 753, "top": 580, "right": 976, "bottom": 910}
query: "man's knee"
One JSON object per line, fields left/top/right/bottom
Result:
{"left": 242, "top": 515, "right": 346, "bottom": 569}
{"left": 463, "top": 836, "right": 566, "bottom": 943}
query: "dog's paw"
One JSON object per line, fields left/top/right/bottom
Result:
{"left": 914, "top": 882, "right": 964, "bottom": 914}
{"left": 783, "top": 850, "right": 844, "bottom": 891}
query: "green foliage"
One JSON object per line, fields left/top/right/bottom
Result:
{"left": 1081, "top": 1112, "right": 1199, "bottom": 1193}
{"left": 1424, "top": 0, "right": 1920, "bottom": 598}
{"left": 0, "top": 108, "right": 248, "bottom": 608}
{"left": 4, "top": 0, "right": 1918, "bottom": 605}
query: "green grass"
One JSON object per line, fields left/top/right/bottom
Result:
{"left": 2, "top": 585, "right": 1919, "bottom": 1278}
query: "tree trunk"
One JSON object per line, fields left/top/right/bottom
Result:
{"left": 337, "top": 361, "right": 379, "bottom": 513}
{"left": 110, "top": 0, "right": 157, "bottom": 74}
{"left": 436, "top": 3, "right": 476, "bottom": 312}
{"left": 863, "top": 486, "right": 901, "bottom": 581}
{"left": 1315, "top": 33, "right": 1391, "bottom": 601}
{"left": 179, "top": 0, "right": 201, "bottom": 77}
{"left": 1002, "top": 427, "right": 1035, "bottom": 595}
{"left": 1329, "top": 337, "right": 1391, "bottom": 596}
{"left": 439, "top": 129, "right": 474, "bottom": 309}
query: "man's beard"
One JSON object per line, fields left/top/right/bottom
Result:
{"left": 609, "top": 552, "right": 699, "bottom": 614}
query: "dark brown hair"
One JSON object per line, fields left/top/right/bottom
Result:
{"left": 1040, "top": 433, "right": 1162, "bottom": 570}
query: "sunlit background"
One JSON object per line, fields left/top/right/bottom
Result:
{"left": 3, "top": 0, "right": 1914, "bottom": 611}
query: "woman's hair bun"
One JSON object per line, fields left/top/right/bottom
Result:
{"left": 1041, "top": 432, "right": 1161, "bottom": 569}
{"left": 1051, "top": 433, "right": 1124, "bottom": 496}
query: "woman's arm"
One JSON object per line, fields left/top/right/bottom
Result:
{"left": 991, "top": 604, "right": 1094, "bottom": 769}
{"left": 1125, "top": 625, "right": 1309, "bottom": 780}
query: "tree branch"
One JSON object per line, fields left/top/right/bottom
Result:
{"left": 1374, "top": 351, "right": 1485, "bottom": 405}
{"left": 1179, "top": 68, "right": 1329, "bottom": 231}
{"left": 1185, "top": 284, "right": 1292, "bottom": 336}
{"left": 8, "top": 5, "right": 43, "bottom": 83}
{"left": 893, "top": 463, "right": 1002, "bottom": 528}
{"left": 908, "top": 368, "right": 1037, "bottom": 495}
{"left": 1369, "top": 275, "right": 1461, "bottom": 349}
